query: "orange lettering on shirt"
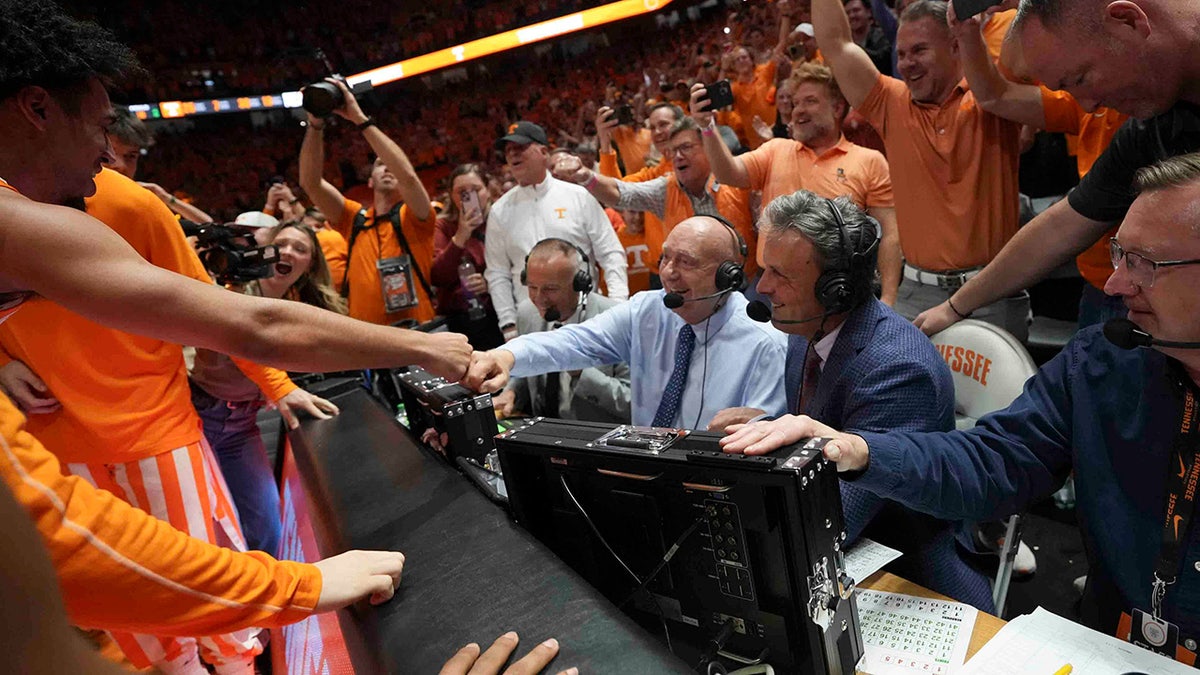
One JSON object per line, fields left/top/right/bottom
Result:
{"left": 555, "top": 208, "right": 567, "bottom": 219}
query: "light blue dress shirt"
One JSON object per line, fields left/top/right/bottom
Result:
{"left": 505, "top": 290, "right": 788, "bottom": 429}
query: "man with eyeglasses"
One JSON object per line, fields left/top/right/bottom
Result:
{"left": 552, "top": 117, "right": 760, "bottom": 280}
{"left": 719, "top": 153, "right": 1200, "bottom": 662}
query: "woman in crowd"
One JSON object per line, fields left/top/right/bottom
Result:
{"left": 432, "top": 164, "right": 506, "bottom": 350}
{"left": 190, "top": 221, "right": 344, "bottom": 554}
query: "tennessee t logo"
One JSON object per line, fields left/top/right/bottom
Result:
{"left": 1175, "top": 514, "right": 1185, "bottom": 540}
{"left": 555, "top": 208, "right": 567, "bottom": 219}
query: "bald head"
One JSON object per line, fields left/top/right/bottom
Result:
{"left": 665, "top": 215, "right": 743, "bottom": 264}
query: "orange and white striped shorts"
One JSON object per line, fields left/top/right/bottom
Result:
{"left": 66, "top": 440, "right": 263, "bottom": 674}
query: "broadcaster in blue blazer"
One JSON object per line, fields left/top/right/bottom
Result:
{"left": 712, "top": 190, "right": 995, "bottom": 612}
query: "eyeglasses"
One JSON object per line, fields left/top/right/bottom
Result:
{"left": 1109, "top": 238, "right": 1200, "bottom": 288}
{"left": 669, "top": 142, "right": 700, "bottom": 157}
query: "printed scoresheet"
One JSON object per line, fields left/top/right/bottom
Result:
{"left": 856, "top": 589, "right": 978, "bottom": 675}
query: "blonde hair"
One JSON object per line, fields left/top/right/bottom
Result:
{"left": 1135, "top": 153, "right": 1200, "bottom": 194}
{"left": 246, "top": 222, "right": 347, "bottom": 314}
{"left": 788, "top": 62, "right": 846, "bottom": 109}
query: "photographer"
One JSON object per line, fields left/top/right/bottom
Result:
{"left": 432, "top": 164, "right": 506, "bottom": 350}
{"left": 190, "top": 220, "right": 345, "bottom": 555}
{"left": 299, "top": 78, "right": 438, "bottom": 327}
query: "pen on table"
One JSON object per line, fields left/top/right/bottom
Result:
{"left": 1052, "top": 664, "right": 1072, "bottom": 675}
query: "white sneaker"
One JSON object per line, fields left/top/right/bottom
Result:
{"left": 1013, "top": 541, "right": 1037, "bottom": 578}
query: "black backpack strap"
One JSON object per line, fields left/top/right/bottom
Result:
{"left": 385, "top": 205, "right": 434, "bottom": 302}
{"left": 340, "top": 208, "right": 371, "bottom": 298}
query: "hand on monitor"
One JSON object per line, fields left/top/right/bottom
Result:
{"left": 708, "top": 407, "right": 766, "bottom": 432}
{"left": 312, "top": 550, "right": 406, "bottom": 611}
{"left": 719, "top": 414, "right": 870, "bottom": 471}
{"left": 439, "top": 632, "right": 576, "bottom": 675}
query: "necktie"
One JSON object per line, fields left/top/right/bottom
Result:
{"left": 653, "top": 324, "right": 696, "bottom": 427}
{"left": 539, "top": 322, "right": 564, "bottom": 418}
{"left": 797, "top": 341, "right": 822, "bottom": 415}
{"left": 541, "top": 371, "right": 561, "bottom": 417}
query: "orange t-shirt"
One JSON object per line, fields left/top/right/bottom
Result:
{"left": 611, "top": 126, "right": 655, "bottom": 175}
{"left": 856, "top": 75, "right": 1021, "bottom": 271}
{"left": 1041, "top": 89, "right": 1128, "bottom": 290}
{"left": 740, "top": 136, "right": 895, "bottom": 211}
{"left": 315, "top": 226, "right": 349, "bottom": 293}
{"left": 617, "top": 223, "right": 652, "bottom": 295}
{"left": 333, "top": 198, "right": 438, "bottom": 325}
{"left": 731, "top": 61, "right": 779, "bottom": 151}
{"left": 0, "top": 169, "right": 296, "bottom": 464}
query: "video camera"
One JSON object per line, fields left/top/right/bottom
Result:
{"left": 180, "top": 219, "right": 279, "bottom": 285}
{"left": 302, "top": 49, "right": 374, "bottom": 117}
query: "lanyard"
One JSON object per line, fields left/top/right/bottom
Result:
{"left": 1154, "top": 387, "right": 1200, "bottom": 618}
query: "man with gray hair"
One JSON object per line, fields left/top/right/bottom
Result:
{"left": 713, "top": 191, "right": 994, "bottom": 611}
{"left": 724, "top": 155, "right": 1200, "bottom": 652}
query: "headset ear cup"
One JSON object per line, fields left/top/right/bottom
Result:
{"left": 714, "top": 261, "right": 745, "bottom": 293}
{"left": 574, "top": 269, "right": 593, "bottom": 294}
{"left": 815, "top": 270, "right": 851, "bottom": 314}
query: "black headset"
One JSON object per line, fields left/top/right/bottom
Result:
{"left": 814, "top": 198, "right": 880, "bottom": 314}
{"left": 521, "top": 238, "right": 593, "bottom": 293}
{"left": 700, "top": 213, "right": 748, "bottom": 293}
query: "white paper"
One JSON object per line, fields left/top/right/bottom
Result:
{"left": 856, "top": 589, "right": 978, "bottom": 675}
{"left": 959, "top": 607, "right": 1195, "bottom": 675}
{"left": 843, "top": 537, "right": 903, "bottom": 583}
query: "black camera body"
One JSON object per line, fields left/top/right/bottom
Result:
{"left": 302, "top": 49, "right": 374, "bottom": 117}
{"left": 180, "top": 220, "right": 279, "bottom": 285}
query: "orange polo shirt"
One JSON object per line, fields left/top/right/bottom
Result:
{"left": 333, "top": 198, "right": 437, "bottom": 325}
{"left": 610, "top": 126, "right": 654, "bottom": 174}
{"left": 0, "top": 169, "right": 295, "bottom": 464}
{"left": 731, "top": 61, "right": 779, "bottom": 150}
{"left": 740, "top": 136, "right": 894, "bottom": 211}
{"left": 981, "top": 10, "right": 1016, "bottom": 63}
{"left": 315, "top": 226, "right": 349, "bottom": 293}
{"left": 1041, "top": 88, "right": 1128, "bottom": 290}
{"left": 856, "top": 75, "right": 1021, "bottom": 271}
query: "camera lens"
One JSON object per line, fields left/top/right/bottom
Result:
{"left": 302, "top": 81, "right": 343, "bottom": 117}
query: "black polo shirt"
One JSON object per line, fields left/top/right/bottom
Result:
{"left": 1068, "top": 102, "right": 1200, "bottom": 222}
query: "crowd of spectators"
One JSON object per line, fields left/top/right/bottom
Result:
{"left": 61, "top": 0, "right": 607, "bottom": 101}
{"left": 137, "top": 1, "right": 804, "bottom": 219}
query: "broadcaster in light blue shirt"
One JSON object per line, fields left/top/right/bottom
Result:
{"left": 467, "top": 216, "right": 787, "bottom": 429}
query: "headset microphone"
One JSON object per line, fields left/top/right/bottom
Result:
{"left": 543, "top": 307, "right": 562, "bottom": 323}
{"left": 663, "top": 287, "right": 734, "bottom": 309}
{"left": 1104, "top": 318, "right": 1200, "bottom": 350}
{"left": 746, "top": 300, "right": 830, "bottom": 326}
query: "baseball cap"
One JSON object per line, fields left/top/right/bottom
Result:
{"left": 495, "top": 121, "right": 549, "bottom": 150}
{"left": 233, "top": 211, "right": 279, "bottom": 229}
{"left": 794, "top": 23, "right": 815, "bottom": 37}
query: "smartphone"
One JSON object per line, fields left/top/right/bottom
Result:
{"left": 616, "top": 104, "right": 635, "bottom": 126}
{"left": 952, "top": 0, "right": 1002, "bottom": 19}
{"left": 460, "top": 188, "right": 481, "bottom": 217}
{"left": 703, "top": 79, "right": 735, "bottom": 111}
